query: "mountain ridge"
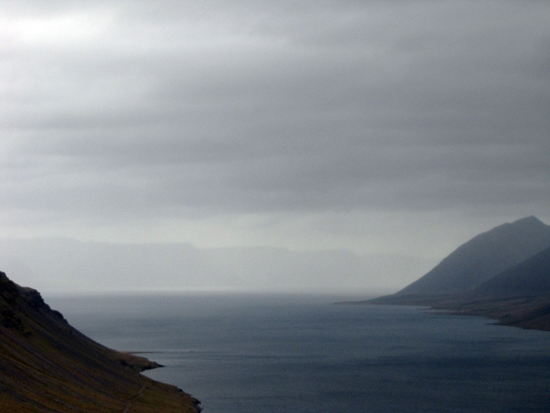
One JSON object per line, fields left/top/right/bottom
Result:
{"left": 470, "top": 245, "right": 550, "bottom": 298}
{"left": 362, "top": 216, "right": 550, "bottom": 331}
{"left": 396, "top": 216, "right": 550, "bottom": 295}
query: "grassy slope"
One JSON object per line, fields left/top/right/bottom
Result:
{"left": 0, "top": 272, "right": 201, "bottom": 412}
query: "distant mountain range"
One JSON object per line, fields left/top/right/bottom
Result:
{"left": 0, "top": 238, "right": 434, "bottom": 294}
{"left": 366, "top": 216, "right": 550, "bottom": 331}
{"left": 0, "top": 272, "right": 200, "bottom": 412}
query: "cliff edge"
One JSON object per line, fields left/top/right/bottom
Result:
{"left": 0, "top": 272, "right": 201, "bottom": 412}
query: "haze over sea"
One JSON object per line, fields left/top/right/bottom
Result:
{"left": 47, "top": 293, "right": 550, "bottom": 413}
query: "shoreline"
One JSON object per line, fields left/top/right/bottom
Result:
{"left": 0, "top": 272, "right": 202, "bottom": 412}
{"left": 341, "top": 294, "right": 550, "bottom": 332}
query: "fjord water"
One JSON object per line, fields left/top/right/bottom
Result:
{"left": 48, "top": 293, "right": 550, "bottom": 413}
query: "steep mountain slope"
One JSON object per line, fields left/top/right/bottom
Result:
{"left": 450, "top": 245, "right": 550, "bottom": 330}
{"left": 0, "top": 272, "right": 201, "bottom": 412}
{"left": 416, "top": 247, "right": 550, "bottom": 331}
{"left": 443, "top": 245, "right": 550, "bottom": 330}
{"left": 397, "top": 216, "right": 550, "bottom": 295}
{"left": 366, "top": 228, "right": 550, "bottom": 331}
{"left": 470, "top": 245, "right": 550, "bottom": 298}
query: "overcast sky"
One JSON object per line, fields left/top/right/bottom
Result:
{"left": 1, "top": 0, "right": 549, "bottom": 261}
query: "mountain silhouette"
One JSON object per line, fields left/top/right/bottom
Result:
{"left": 397, "top": 216, "right": 550, "bottom": 295}
{"left": 470, "top": 245, "right": 550, "bottom": 298}
{"left": 432, "top": 246, "right": 550, "bottom": 330}
{"left": 363, "top": 217, "right": 550, "bottom": 331}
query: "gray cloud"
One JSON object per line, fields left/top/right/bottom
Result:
{"left": 1, "top": 0, "right": 549, "bottom": 259}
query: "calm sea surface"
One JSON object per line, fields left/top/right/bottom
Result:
{"left": 46, "top": 293, "right": 550, "bottom": 413}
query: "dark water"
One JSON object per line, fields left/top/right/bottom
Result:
{"left": 46, "top": 293, "right": 550, "bottom": 413}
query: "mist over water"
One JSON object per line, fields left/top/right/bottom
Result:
{"left": 0, "top": 238, "right": 435, "bottom": 294}
{"left": 47, "top": 293, "right": 550, "bottom": 413}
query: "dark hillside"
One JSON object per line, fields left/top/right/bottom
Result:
{"left": 471, "top": 245, "right": 550, "bottom": 298}
{"left": 362, "top": 217, "right": 550, "bottom": 331}
{"left": 0, "top": 272, "right": 200, "bottom": 412}
{"left": 443, "top": 246, "right": 550, "bottom": 330}
{"left": 397, "top": 216, "right": 550, "bottom": 295}
{"left": 367, "top": 243, "right": 550, "bottom": 331}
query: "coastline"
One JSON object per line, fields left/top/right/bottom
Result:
{"left": 0, "top": 272, "right": 202, "bottom": 412}
{"left": 343, "top": 293, "right": 550, "bottom": 332}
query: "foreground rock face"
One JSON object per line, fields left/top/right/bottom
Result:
{"left": 0, "top": 272, "right": 201, "bottom": 412}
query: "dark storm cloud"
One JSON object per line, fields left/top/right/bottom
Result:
{"left": 1, "top": 0, "right": 549, "bottom": 225}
